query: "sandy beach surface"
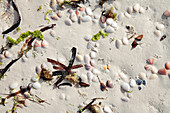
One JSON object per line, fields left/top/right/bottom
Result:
{"left": 0, "top": 0, "right": 170, "bottom": 113}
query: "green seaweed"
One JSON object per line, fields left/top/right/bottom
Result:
{"left": 37, "top": 5, "right": 42, "bottom": 11}
{"left": 92, "top": 30, "right": 109, "bottom": 41}
{"left": 7, "top": 36, "right": 16, "bottom": 45}
{"left": 45, "top": 10, "right": 52, "bottom": 23}
{"left": 16, "top": 27, "right": 21, "bottom": 32}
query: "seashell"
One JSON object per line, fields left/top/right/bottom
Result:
{"left": 103, "top": 106, "right": 112, "bottom": 113}
{"left": 51, "top": 15, "right": 58, "bottom": 20}
{"left": 147, "top": 58, "right": 155, "bottom": 65}
{"left": 136, "top": 79, "right": 143, "bottom": 85}
{"left": 85, "top": 64, "right": 91, "bottom": 70}
{"left": 80, "top": 74, "right": 87, "bottom": 82}
{"left": 165, "top": 62, "right": 170, "bottom": 70}
{"left": 57, "top": 11, "right": 62, "bottom": 18}
{"left": 87, "top": 41, "right": 95, "bottom": 49}
{"left": 75, "top": 10, "right": 79, "bottom": 18}
{"left": 156, "top": 24, "right": 164, "bottom": 31}
{"left": 76, "top": 55, "right": 83, "bottom": 62}
{"left": 127, "top": 93, "right": 133, "bottom": 98}
{"left": 129, "top": 79, "right": 136, "bottom": 87}
{"left": 67, "top": 9, "right": 73, "bottom": 14}
{"left": 115, "top": 39, "right": 122, "bottom": 49}
{"left": 32, "top": 82, "right": 41, "bottom": 89}
{"left": 31, "top": 75, "right": 40, "bottom": 82}
{"left": 34, "top": 41, "right": 41, "bottom": 51}
{"left": 84, "top": 35, "right": 91, "bottom": 41}
{"left": 70, "top": 12, "right": 78, "bottom": 22}
{"left": 24, "top": 99, "right": 30, "bottom": 107}
{"left": 82, "top": 15, "right": 91, "bottom": 22}
{"left": 105, "top": 26, "right": 115, "bottom": 33}
{"left": 90, "top": 60, "right": 95, "bottom": 67}
{"left": 163, "top": 9, "right": 170, "bottom": 17}
{"left": 122, "top": 37, "right": 129, "bottom": 45}
{"left": 118, "top": 13, "right": 124, "bottom": 21}
{"left": 85, "top": 7, "right": 93, "bottom": 16}
{"left": 41, "top": 40, "right": 48, "bottom": 48}
{"left": 106, "top": 18, "right": 114, "bottom": 25}
{"left": 65, "top": 18, "right": 72, "bottom": 26}
{"left": 154, "top": 30, "right": 161, "bottom": 37}
{"left": 100, "top": 15, "right": 106, "bottom": 23}
{"left": 106, "top": 80, "right": 113, "bottom": 88}
{"left": 4, "top": 51, "right": 12, "bottom": 58}
{"left": 84, "top": 54, "right": 91, "bottom": 63}
{"left": 0, "top": 54, "right": 5, "bottom": 62}
{"left": 79, "top": 7, "right": 85, "bottom": 11}
{"left": 121, "top": 83, "right": 130, "bottom": 91}
{"left": 50, "top": 30, "right": 56, "bottom": 37}
{"left": 9, "top": 82, "right": 18, "bottom": 90}
{"left": 92, "top": 19, "right": 98, "bottom": 24}
{"left": 92, "top": 76, "right": 98, "bottom": 83}
{"left": 91, "top": 47, "right": 98, "bottom": 53}
{"left": 50, "top": 0, "right": 57, "bottom": 9}
{"left": 133, "top": 3, "right": 140, "bottom": 12}
{"left": 121, "top": 97, "right": 129, "bottom": 102}
{"left": 57, "top": 57, "right": 65, "bottom": 64}
{"left": 99, "top": 21, "right": 107, "bottom": 28}
{"left": 100, "top": 82, "right": 107, "bottom": 91}
{"left": 149, "top": 74, "right": 158, "bottom": 80}
{"left": 89, "top": 51, "right": 96, "bottom": 59}
{"left": 87, "top": 71, "right": 94, "bottom": 82}
{"left": 119, "top": 72, "right": 127, "bottom": 81}
{"left": 92, "top": 68, "right": 100, "bottom": 75}
{"left": 107, "top": 64, "right": 110, "bottom": 70}
{"left": 25, "top": 52, "right": 31, "bottom": 58}
{"left": 144, "top": 64, "right": 152, "bottom": 71}
{"left": 127, "top": 6, "right": 133, "bottom": 14}
{"left": 138, "top": 72, "right": 146, "bottom": 80}
{"left": 139, "top": 7, "right": 145, "bottom": 14}
{"left": 151, "top": 66, "right": 158, "bottom": 74}
{"left": 35, "top": 66, "right": 41, "bottom": 74}
{"left": 158, "top": 68, "right": 167, "bottom": 75}
{"left": 59, "top": 93, "right": 65, "bottom": 100}
{"left": 124, "top": 12, "right": 131, "bottom": 18}
{"left": 111, "top": 21, "right": 118, "bottom": 28}
{"left": 41, "top": 63, "right": 48, "bottom": 69}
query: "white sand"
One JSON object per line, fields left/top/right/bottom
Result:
{"left": 0, "top": 0, "right": 170, "bottom": 113}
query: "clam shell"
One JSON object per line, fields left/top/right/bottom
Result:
{"left": 139, "top": 7, "right": 145, "bottom": 14}
{"left": 106, "top": 80, "right": 113, "bottom": 88}
{"left": 31, "top": 75, "right": 40, "bottom": 82}
{"left": 122, "top": 37, "right": 129, "bottom": 45}
{"left": 87, "top": 71, "right": 94, "bottom": 82}
{"left": 35, "top": 66, "right": 41, "bottom": 74}
{"left": 84, "top": 54, "right": 91, "bottom": 63}
{"left": 121, "top": 83, "right": 130, "bottom": 91}
{"left": 92, "top": 68, "right": 100, "bottom": 75}
{"left": 115, "top": 39, "right": 122, "bottom": 49}
{"left": 103, "top": 106, "right": 112, "bottom": 113}
{"left": 149, "top": 74, "right": 158, "bottom": 80}
{"left": 147, "top": 58, "right": 155, "bottom": 64}
{"left": 124, "top": 12, "right": 131, "bottom": 18}
{"left": 118, "top": 13, "right": 124, "bottom": 21}
{"left": 34, "top": 41, "right": 41, "bottom": 51}
{"left": 70, "top": 12, "right": 78, "bottom": 22}
{"left": 165, "top": 62, "right": 170, "bottom": 70}
{"left": 133, "top": 3, "right": 140, "bottom": 12}
{"left": 127, "top": 93, "right": 133, "bottom": 98}
{"left": 138, "top": 72, "right": 146, "bottom": 80}
{"left": 41, "top": 40, "right": 48, "bottom": 48}
{"left": 154, "top": 30, "right": 161, "bottom": 37}
{"left": 51, "top": 15, "right": 58, "bottom": 20}
{"left": 76, "top": 55, "right": 83, "bottom": 62}
{"left": 89, "top": 51, "right": 96, "bottom": 59}
{"left": 105, "top": 26, "right": 115, "bottom": 33}
{"left": 121, "top": 97, "right": 129, "bottom": 102}
{"left": 82, "top": 15, "right": 91, "bottom": 22}
{"left": 84, "top": 35, "right": 91, "bottom": 41}
{"left": 158, "top": 68, "right": 167, "bottom": 75}
{"left": 156, "top": 24, "right": 165, "bottom": 31}
{"left": 129, "top": 79, "right": 136, "bottom": 87}
{"left": 50, "top": 30, "right": 56, "bottom": 37}
{"left": 127, "top": 6, "right": 133, "bottom": 14}
{"left": 144, "top": 64, "right": 152, "bottom": 71}
{"left": 85, "top": 64, "right": 91, "bottom": 70}
{"left": 87, "top": 41, "right": 95, "bottom": 49}
{"left": 4, "top": 51, "right": 12, "bottom": 58}
{"left": 99, "top": 21, "right": 107, "bottom": 28}
{"left": 151, "top": 66, "right": 158, "bottom": 74}
{"left": 9, "top": 82, "right": 18, "bottom": 89}
{"left": 106, "top": 18, "right": 114, "bottom": 25}
{"left": 90, "top": 60, "right": 95, "bottom": 67}
{"left": 32, "top": 82, "right": 41, "bottom": 89}
{"left": 119, "top": 72, "right": 127, "bottom": 81}
{"left": 85, "top": 7, "right": 93, "bottom": 16}
{"left": 163, "top": 9, "right": 170, "bottom": 17}
{"left": 0, "top": 54, "right": 5, "bottom": 62}
{"left": 65, "top": 18, "right": 72, "bottom": 26}
{"left": 57, "top": 11, "right": 62, "bottom": 18}
{"left": 50, "top": 0, "right": 57, "bottom": 9}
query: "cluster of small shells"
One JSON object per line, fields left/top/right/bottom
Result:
{"left": 0, "top": 51, "right": 13, "bottom": 62}
{"left": 34, "top": 40, "right": 49, "bottom": 51}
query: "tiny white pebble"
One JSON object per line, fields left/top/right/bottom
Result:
{"left": 127, "top": 93, "right": 133, "bottom": 98}
{"left": 121, "top": 83, "right": 130, "bottom": 91}
{"left": 129, "top": 79, "right": 136, "bottom": 87}
{"left": 50, "top": 30, "right": 56, "bottom": 37}
{"left": 122, "top": 37, "right": 129, "bottom": 45}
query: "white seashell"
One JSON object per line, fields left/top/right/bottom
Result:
{"left": 87, "top": 41, "right": 95, "bottom": 49}
{"left": 92, "top": 76, "right": 98, "bottom": 83}
{"left": 31, "top": 75, "right": 40, "bottom": 82}
{"left": 32, "top": 82, "right": 41, "bottom": 89}
{"left": 111, "top": 21, "right": 118, "bottom": 28}
{"left": 149, "top": 74, "right": 158, "bottom": 80}
{"left": 10, "top": 89, "right": 18, "bottom": 94}
{"left": 151, "top": 66, "right": 158, "bottom": 74}
{"left": 76, "top": 55, "right": 83, "bottom": 62}
{"left": 156, "top": 24, "right": 164, "bottom": 31}
{"left": 154, "top": 30, "right": 161, "bottom": 37}
{"left": 25, "top": 52, "right": 31, "bottom": 58}
{"left": 121, "top": 97, "right": 129, "bottom": 102}
{"left": 99, "top": 21, "right": 107, "bottom": 28}
{"left": 129, "top": 79, "right": 136, "bottom": 87}
{"left": 163, "top": 9, "right": 170, "bottom": 17}
{"left": 92, "top": 19, "right": 98, "bottom": 24}
{"left": 82, "top": 15, "right": 91, "bottom": 22}
{"left": 103, "top": 106, "right": 112, "bottom": 113}
{"left": 85, "top": 64, "right": 91, "bottom": 70}
{"left": 133, "top": 3, "right": 140, "bottom": 12}
{"left": 122, "top": 37, "right": 129, "bottom": 45}
{"left": 50, "top": 0, "right": 57, "bottom": 9}
{"left": 106, "top": 18, "right": 114, "bottom": 25}
{"left": 124, "top": 12, "right": 131, "bottom": 18}
{"left": 84, "top": 35, "right": 91, "bottom": 41}
{"left": 118, "top": 13, "right": 124, "bottom": 21}
{"left": 84, "top": 54, "right": 91, "bottom": 63}
{"left": 35, "top": 66, "right": 41, "bottom": 74}
{"left": 105, "top": 26, "right": 115, "bottom": 33}
{"left": 59, "top": 93, "right": 65, "bottom": 100}
{"left": 9, "top": 82, "right": 18, "bottom": 89}
{"left": 87, "top": 71, "right": 94, "bottom": 82}
{"left": 80, "top": 74, "right": 87, "bottom": 82}
{"left": 85, "top": 7, "right": 93, "bottom": 16}
{"left": 50, "top": 30, "right": 56, "bottom": 37}
{"left": 90, "top": 51, "right": 96, "bottom": 59}
{"left": 90, "top": 60, "right": 95, "bottom": 67}
{"left": 41, "top": 40, "right": 48, "bottom": 48}
{"left": 139, "top": 7, "right": 145, "bottom": 14}
{"left": 65, "top": 18, "right": 72, "bottom": 26}
{"left": 0, "top": 54, "right": 5, "bottom": 62}
{"left": 138, "top": 72, "right": 146, "bottom": 80}
{"left": 70, "top": 12, "right": 78, "bottom": 22}
{"left": 34, "top": 41, "right": 41, "bottom": 51}
{"left": 57, "top": 57, "right": 65, "bottom": 64}
{"left": 4, "top": 51, "right": 12, "bottom": 58}
{"left": 127, "top": 6, "right": 133, "bottom": 14}
{"left": 115, "top": 39, "right": 122, "bottom": 49}
{"left": 121, "top": 83, "right": 130, "bottom": 91}
{"left": 127, "top": 93, "right": 133, "bottom": 98}
{"left": 92, "top": 68, "right": 100, "bottom": 75}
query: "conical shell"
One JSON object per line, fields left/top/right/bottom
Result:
{"left": 41, "top": 40, "right": 48, "bottom": 48}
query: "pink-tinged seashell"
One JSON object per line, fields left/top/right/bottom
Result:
{"left": 158, "top": 68, "right": 167, "bottom": 75}
{"left": 165, "top": 62, "right": 170, "bottom": 70}
{"left": 100, "top": 15, "right": 106, "bottom": 23}
{"left": 51, "top": 15, "right": 58, "bottom": 20}
{"left": 57, "top": 11, "right": 62, "bottom": 18}
{"left": 163, "top": 9, "right": 170, "bottom": 17}
{"left": 144, "top": 64, "right": 152, "bottom": 71}
{"left": 147, "top": 58, "right": 155, "bottom": 65}
{"left": 34, "top": 41, "right": 41, "bottom": 51}
{"left": 41, "top": 40, "right": 48, "bottom": 48}
{"left": 106, "top": 80, "right": 113, "bottom": 88}
{"left": 79, "top": 7, "right": 85, "bottom": 11}
{"left": 85, "top": 64, "right": 91, "bottom": 70}
{"left": 4, "top": 51, "right": 12, "bottom": 58}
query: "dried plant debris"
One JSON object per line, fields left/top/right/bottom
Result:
{"left": 97, "top": 75, "right": 107, "bottom": 91}
{"left": 0, "top": 83, "right": 49, "bottom": 113}
{"left": 57, "top": 0, "right": 88, "bottom": 8}
{"left": 45, "top": 10, "right": 52, "bottom": 23}
{"left": 2, "top": 0, "right": 21, "bottom": 34}
{"left": 130, "top": 34, "right": 144, "bottom": 49}
{"left": 47, "top": 47, "right": 89, "bottom": 88}
{"left": 102, "top": 7, "right": 117, "bottom": 21}
{"left": 39, "top": 67, "right": 53, "bottom": 80}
